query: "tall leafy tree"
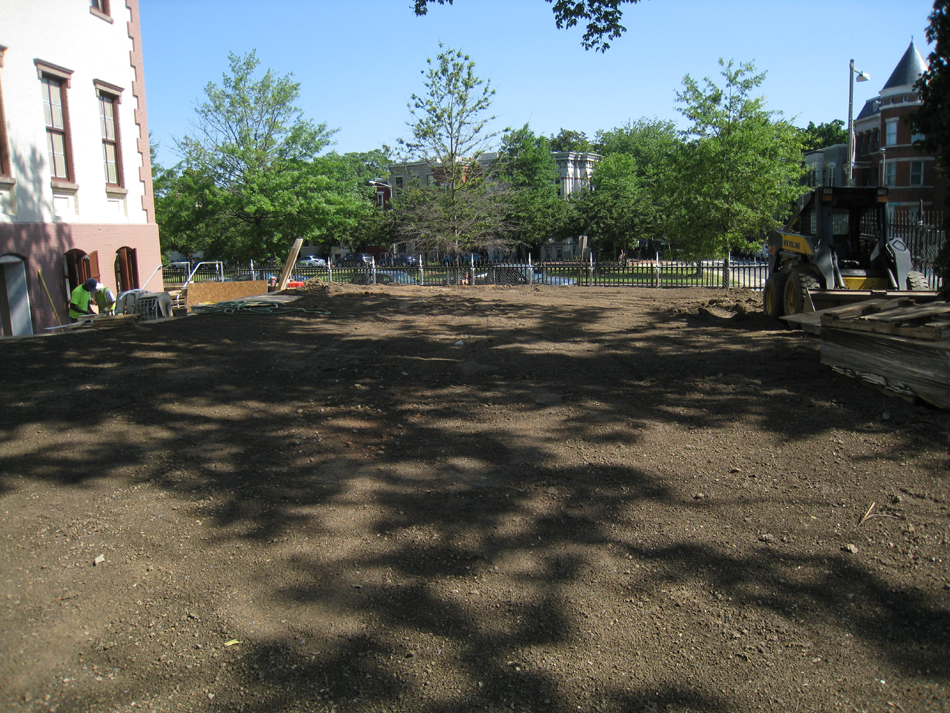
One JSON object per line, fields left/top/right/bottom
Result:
{"left": 393, "top": 44, "right": 510, "bottom": 259}
{"left": 311, "top": 150, "right": 392, "bottom": 248}
{"left": 594, "top": 118, "right": 678, "bottom": 160}
{"left": 592, "top": 119, "right": 679, "bottom": 248}
{"left": 667, "top": 59, "right": 806, "bottom": 280}
{"left": 908, "top": 0, "right": 950, "bottom": 296}
{"left": 573, "top": 153, "right": 648, "bottom": 254}
{"left": 549, "top": 128, "right": 593, "bottom": 153}
{"left": 173, "top": 50, "right": 342, "bottom": 260}
{"left": 497, "top": 125, "right": 569, "bottom": 248}
{"left": 413, "top": 0, "right": 644, "bottom": 51}
{"left": 798, "top": 120, "right": 847, "bottom": 151}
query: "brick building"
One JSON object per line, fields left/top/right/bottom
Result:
{"left": 0, "top": 0, "right": 161, "bottom": 335}
{"left": 852, "top": 40, "right": 945, "bottom": 218}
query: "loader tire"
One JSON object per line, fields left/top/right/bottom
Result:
{"left": 907, "top": 270, "right": 929, "bottom": 291}
{"left": 763, "top": 273, "right": 788, "bottom": 319}
{"left": 784, "top": 268, "right": 820, "bottom": 316}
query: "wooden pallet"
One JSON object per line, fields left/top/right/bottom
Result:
{"left": 817, "top": 299, "right": 950, "bottom": 409}
{"left": 819, "top": 299, "right": 950, "bottom": 341}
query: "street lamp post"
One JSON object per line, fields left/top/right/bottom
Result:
{"left": 847, "top": 59, "right": 870, "bottom": 185}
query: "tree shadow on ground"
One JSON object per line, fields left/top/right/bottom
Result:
{"left": 1, "top": 288, "right": 947, "bottom": 712}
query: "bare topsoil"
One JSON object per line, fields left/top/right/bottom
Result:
{"left": 1, "top": 283, "right": 948, "bottom": 713}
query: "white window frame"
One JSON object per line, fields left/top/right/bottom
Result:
{"left": 885, "top": 119, "right": 898, "bottom": 147}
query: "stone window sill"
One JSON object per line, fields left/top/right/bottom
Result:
{"left": 51, "top": 180, "right": 79, "bottom": 195}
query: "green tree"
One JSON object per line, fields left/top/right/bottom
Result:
{"left": 667, "top": 59, "right": 806, "bottom": 281}
{"left": 594, "top": 118, "right": 678, "bottom": 160}
{"left": 413, "top": 0, "right": 644, "bottom": 51}
{"left": 549, "top": 128, "right": 593, "bottom": 153}
{"left": 798, "top": 120, "right": 847, "bottom": 151}
{"left": 497, "top": 125, "right": 570, "bottom": 248}
{"left": 174, "top": 50, "right": 343, "bottom": 261}
{"left": 310, "top": 150, "right": 392, "bottom": 248}
{"left": 573, "top": 153, "right": 649, "bottom": 255}
{"left": 393, "top": 44, "right": 510, "bottom": 260}
{"left": 908, "top": 0, "right": 950, "bottom": 296}
{"left": 592, "top": 119, "right": 679, "bottom": 249}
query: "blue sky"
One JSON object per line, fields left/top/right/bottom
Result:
{"left": 140, "top": 0, "right": 936, "bottom": 168}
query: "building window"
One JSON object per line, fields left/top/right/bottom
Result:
{"left": 40, "top": 75, "right": 72, "bottom": 181}
{"left": 884, "top": 161, "right": 896, "bottom": 187}
{"left": 90, "top": 0, "right": 112, "bottom": 21}
{"left": 885, "top": 120, "right": 898, "bottom": 146}
{"left": 96, "top": 85, "right": 123, "bottom": 187}
{"left": 0, "top": 47, "right": 10, "bottom": 179}
{"left": 910, "top": 161, "right": 924, "bottom": 186}
{"left": 911, "top": 131, "right": 925, "bottom": 143}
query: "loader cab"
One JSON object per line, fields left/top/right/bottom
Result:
{"left": 819, "top": 187, "right": 888, "bottom": 277}
{"left": 763, "top": 186, "right": 920, "bottom": 318}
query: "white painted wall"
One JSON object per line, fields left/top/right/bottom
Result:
{"left": 0, "top": 0, "right": 148, "bottom": 226}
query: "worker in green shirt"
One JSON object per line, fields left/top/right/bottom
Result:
{"left": 68, "top": 278, "right": 98, "bottom": 322}
{"left": 93, "top": 283, "right": 117, "bottom": 315}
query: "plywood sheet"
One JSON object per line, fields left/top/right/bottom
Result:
{"left": 185, "top": 281, "right": 269, "bottom": 309}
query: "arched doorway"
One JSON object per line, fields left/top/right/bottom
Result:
{"left": 64, "top": 248, "right": 99, "bottom": 294}
{"left": 0, "top": 254, "right": 34, "bottom": 337}
{"left": 115, "top": 246, "right": 139, "bottom": 292}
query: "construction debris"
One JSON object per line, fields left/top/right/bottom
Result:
{"left": 819, "top": 299, "right": 950, "bottom": 408}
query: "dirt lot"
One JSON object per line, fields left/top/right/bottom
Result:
{"left": 1, "top": 283, "right": 948, "bottom": 713}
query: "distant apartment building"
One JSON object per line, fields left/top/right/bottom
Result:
{"left": 804, "top": 143, "right": 849, "bottom": 190}
{"left": 386, "top": 150, "right": 600, "bottom": 261}
{"left": 388, "top": 150, "right": 601, "bottom": 197}
{"left": 551, "top": 151, "right": 600, "bottom": 196}
{"left": 0, "top": 0, "right": 161, "bottom": 335}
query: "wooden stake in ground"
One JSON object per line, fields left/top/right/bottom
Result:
{"left": 278, "top": 238, "right": 304, "bottom": 291}
{"left": 37, "top": 270, "right": 62, "bottom": 326}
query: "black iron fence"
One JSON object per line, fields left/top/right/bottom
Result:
{"left": 163, "top": 213, "right": 945, "bottom": 292}
{"left": 892, "top": 211, "right": 944, "bottom": 290}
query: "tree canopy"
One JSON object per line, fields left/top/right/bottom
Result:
{"left": 575, "top": 119, "right": 679, "bottom": 252}
{"left": 798, "top": 120, "right": 848, "bottom": 152}
{"left": 413, "top": 0, "right": 643, "bottom": 52}
{"left": 158, "top": 51, "right": 382, "bottom": 262}
{"left": 666, "top": 60, "right": 806, "bottom": 270}
{"left": 549, "top": 128, "right": 593, "bottom": 153}
{"left": 392, "top": 45, "right": 510, "bottom": 259}
{"left": 497, "top": 125, "right": 571, "bottom": 247}
{"left": 573, "top": 153, "right": 648, "bottom": 253}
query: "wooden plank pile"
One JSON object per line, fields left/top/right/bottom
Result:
{"left": 818, "top": 299, "right": 950, "bottom": 408}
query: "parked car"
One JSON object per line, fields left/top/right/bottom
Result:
{"left": 534, "top": 270, "right": 576, "bottom": 286}
{"left": 166, "top": 261, "right": 191, "bottom": 270}
{"left": 381, "top": 254, "right": 418, "bottom": 267}
{"left": 442, "top": 252, "right": 483, "bottom": 265}
{"left": 473, "top": 265, "right": 576, "bottom": 286}
{"left": 230, "top": 272, "right": 276, "bottom": 282}
{"left": 351, "top": 270, "right": 418, "bottom": 286}
{"left": 337, "top": 253, "right": 375, "bottom": 266}
{"left": 298, "top": 255, "right": 326, "bottom": 267}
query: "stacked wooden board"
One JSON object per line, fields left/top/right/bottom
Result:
{"left": 817, "top": 299, "right": 950, "bottom": 408}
